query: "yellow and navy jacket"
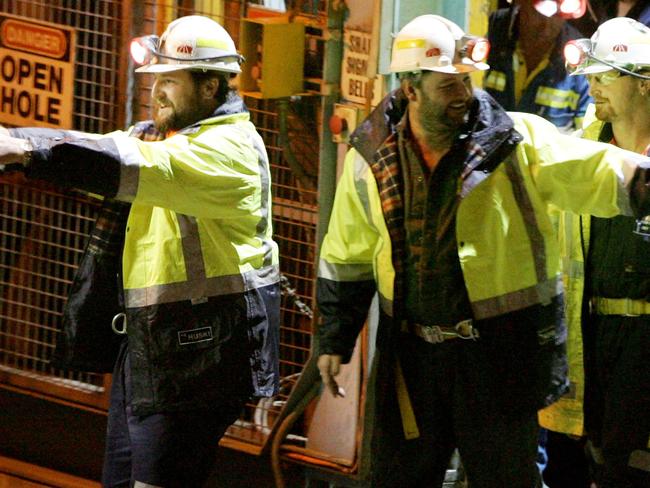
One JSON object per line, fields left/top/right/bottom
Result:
{"left": 484, "top": 8, "right": 592, "bottom": 132}
{"left": 13, "top": 93, "right": 280, "bottom": 415}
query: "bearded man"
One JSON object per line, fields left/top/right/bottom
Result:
{"left": 0, "top": 15, "right": 279, "bottom": 488}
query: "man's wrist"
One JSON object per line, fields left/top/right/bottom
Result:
{"left": 19, "top": 139, "right": 33, "bottom": 167}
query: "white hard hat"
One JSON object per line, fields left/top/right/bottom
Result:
{"left": 565, "top": 17, "right": 650, "bottom": 75}
{"left": 389, "top": 14, "right": 490, "bottom": 74}
{"left": 131, "top": 15, "right": 243, "bottom": 74}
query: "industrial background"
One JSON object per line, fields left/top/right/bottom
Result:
{"left": 0, "top": 0, "right": 496, "bottom": 486}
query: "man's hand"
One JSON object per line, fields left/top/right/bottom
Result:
{"left": 0, "top": 134, "right": 29, "bottom": 168}
{"left": 317, "top": 353, "right": 345, "bottom": 398}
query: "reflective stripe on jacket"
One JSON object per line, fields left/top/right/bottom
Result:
{"left": 538, "top": 115, "right": 607, "bottom": 436}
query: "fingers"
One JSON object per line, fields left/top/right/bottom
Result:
{"left": 317, "top": 354, "right": 345, "bottom": 397}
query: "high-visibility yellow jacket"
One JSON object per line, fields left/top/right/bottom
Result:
{"left": 316, "top": 91, "right": 646, "bottom": 462}
{"left": 319, "top": 93, "right": 641, "bottom": 342}
{"left": 537, "top": 117, "right": 606, "bottom": 436}
{"left": 16, "top": 94, "right": 280, "bottom": 414}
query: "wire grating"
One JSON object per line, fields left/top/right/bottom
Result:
{"left": 0, "top": 177, "right": 105, "bottom": 394}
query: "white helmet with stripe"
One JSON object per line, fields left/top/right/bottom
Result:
{"left": 389, "top": 15, "right": 490, "bottom": 74}
{"left": 132, "top": 15, "right": 243, "bottom": 74}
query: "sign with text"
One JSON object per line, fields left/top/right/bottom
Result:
{"left": 0, "top": 14, "right": 75, "bottom": 128}
{"left": 341, "top": 30, "right": 381, "bottom": 106}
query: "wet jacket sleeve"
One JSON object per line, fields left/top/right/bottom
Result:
{"left": 513, "top": 112, "right": 649, "bottom": 217}
{"left": 23, "top": 121, "right": 264, "bottom": 219}
{"left": 317, "top": 149, "right": 378, "bottom": 362}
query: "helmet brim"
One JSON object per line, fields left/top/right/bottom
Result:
{"left": 135, "top": 62, "right": 241, "bottom": 74}
{"left": 569, "top": 62, "right": 614, "bottom": 76}
{"left": 419, "top": 62, "right": 489, "bottom": 74}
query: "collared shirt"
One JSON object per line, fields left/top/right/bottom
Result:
{"left": 397, "top": 115, "right": 475, "bottom": 326}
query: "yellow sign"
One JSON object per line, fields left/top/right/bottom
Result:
{"left": 0, "top": 14, "right": 75, "bottom": 128}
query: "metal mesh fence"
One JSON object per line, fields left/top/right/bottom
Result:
{"left": 0, "top": 177, "right": 105, "bottom": 398}
{"left": 0, "top": 0, "right": 126, "bottom": 408}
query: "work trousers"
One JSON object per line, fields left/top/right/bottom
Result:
{"left": 371, "top": 331, "right": 544, "bottom": 488}
{"left": 102, "top": 343, "right": 244, "bottom": 488}
{"left": 584, "top": 315, "right": 650, "bottom": 488}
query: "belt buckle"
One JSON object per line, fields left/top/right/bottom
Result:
{"left": 421, "top": 325, "right": 446, "bottom": 344}
{"left": 455, "top": 319, "right": 479, "bottom": 340}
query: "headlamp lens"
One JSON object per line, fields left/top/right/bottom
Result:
{"left": 130, "top": 35, "right": 159, "bottom": 66}
{"left": 534, "top": 0, "right": 559, "bottom": 17}
{"left": 469, "top": 39, "right": 490, "bottom": 63}
{"left": 534, "top": 0, "right": 586, "bottom": 18}
{"left": 560, "top": 0, "right": 581, "bottom": 14}
{"left": 563, "top": 40, "right": 587, "bottom": 69}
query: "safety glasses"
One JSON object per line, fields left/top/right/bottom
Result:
{"left": 586, "top": 70, "right": 626, "bottom": 86}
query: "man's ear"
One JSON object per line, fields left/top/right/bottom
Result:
{"left": 401, "top": 78, "right": 418, "bottom": 102}
{"left": 200, "top": 77, "right": 220, "bottom": 100}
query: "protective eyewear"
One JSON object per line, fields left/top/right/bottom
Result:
{"left": 130, "top": 35, "right": 244, "bottom": 66}
{"left": 534, "top": 0, "right": 586, "bottom": 19}
{"left": 586, "top": 70, "right": 626, "bottom": 85}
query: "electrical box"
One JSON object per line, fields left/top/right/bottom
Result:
{"left": 239, "top": 17, "right": 305, "bottom": 98}
{"left": 329, "top": 103, "right": 362, "bottom": 144}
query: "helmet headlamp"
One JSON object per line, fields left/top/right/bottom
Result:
{"left": 563, "top": 39, "right": 590, "bottom": 72}
{"left": 462, "top": 37, "right": 490, "bottom": 64}
{"left": 130, "top": 35, "right": 159, "bottom": 66}
{"left": 533, "top": 0, "right": 586, "bottom": 19}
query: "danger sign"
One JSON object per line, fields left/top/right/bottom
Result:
{"left": 0, "top": 14, "right": 75, "bottom": 128}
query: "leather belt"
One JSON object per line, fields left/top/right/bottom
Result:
{"left": 592, "top": 297, "right": 650, "bottom": 317}
{"left": 402, "top": 319, "right": 479, "bottom": 344}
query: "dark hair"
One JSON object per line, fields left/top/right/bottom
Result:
{"left": 399, "top": 71, "right": 424, "bottom": 89}
{"left": 189, "top": 70, "right": 233, "bottom": 107}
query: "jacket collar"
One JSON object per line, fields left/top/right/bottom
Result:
{"left": 350, "top": 88, "right": 521, "bottom": 169}
{"left": 138, "top": 91, "right": 249, "bottom": 137}
{"left": 212, "top": 90, "right": 248, "bottom": 117}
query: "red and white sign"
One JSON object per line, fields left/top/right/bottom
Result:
{"left": 0, "top": 14, "right": 75, "bottom": 128}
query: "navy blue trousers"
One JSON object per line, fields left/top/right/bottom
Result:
{"left": 101, "top": 343, "right": 244, "bottom": 488}
{"left": 371, "top": 327, "right": 550, "bottom": 488}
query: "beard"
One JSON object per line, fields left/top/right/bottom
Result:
{"left": 153, "top": 93, "right": 205, "bottom": 133}
{"left": 416, "top": 91, "right": 471, "bottom": 139}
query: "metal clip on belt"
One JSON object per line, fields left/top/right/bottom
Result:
{"left": 404, "top": 319, "right": 479, "bottom": 344}
{"left": 592, "top": 297, "right": 650, "bottom": 317}
{"left": 112, "top": 312, "right": 127, "bottom": 335}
